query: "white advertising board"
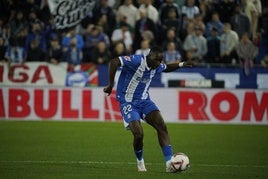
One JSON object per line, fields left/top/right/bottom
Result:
{"left": 1, "top": 87, "right": 267, "bottom": 124}
{"left": 0, "top": 62, "right": 67, "bottom": 86}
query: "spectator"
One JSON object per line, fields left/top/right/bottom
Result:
{"left": 184, "top": 50, "right": 195, "bottom": 63}
{"left": 198, "top": 0, "right": 211, "bottom": 24}
{"left": 22, "top": 0, "right": 40, "bottom": 21}
{"left": 205, "top": 12, "right": 223, "bottom": 38}
{"left": 111, "top": 22, "right": 133, "bottom": 53}
{"left": 5, "top": 37, "right": 26, "bottom": 64}
{"left": 139, "top": 0, "right": 159, "bottom": 24}
{"left": 162, "top": 8, "right": 181, "bottom": 36}
{"left": 241, "top": 0, "right": 261, "bottom": 39}
{"left": 48, "top": 34, "right": 63, "bottom": 65}
{"left": 142, "top": 30, "right": 156, "bottom": 47}
{"left": 183, "top": 26, "right": 207, "bottom": 62}
{"left": 159, "top": 0, "right": 181, "bottom": 25}
{"left": 252, "top": 0, "right": 262, "bottom": 18}
{"left": 27, "top": 10, "right": 42, "bottom": 29}
{"left": 0, "top": 36, "right": 7, "bottom": 62}
{"left": 95, "top": 14, "right": 112, "bottom": 38}
{"left": 9, "top": 11, "right": 27, "bottom": 38}
{"left": 25, "top": 21, "right": 48, "bottom": 51}
{"left": 116, "top": 13, "right": 135, "bottom": 34}
{"left": 1, "top": 25, "right": 10, "bottom": 47}
{"left": 193, "top": 13, "right": 205, "bottom": 34}
{"left": 83, "top": 25, "right": 110, "bottom": 62}
{"left": 62, "top": 28, "right": 84, "bottom": 51}
{"left": 181, "top": 21, "right": 195, "bottom": 41}
{"left": 83, "top": 25, "right": 97, "bottom": 62}
{"left": 251, "top": 0, "right": 262, "bottom": 39}
{"left": 230, "top": 4, "right": 250, "bottom": 38}
{"left": 17, "top": 27, "right": 28, "bottom": 47}
{"left": 220, "top": 23, "right": 239, "bottom": 64}
{"left": 163, "top": 41, "right": 182, "bottom": 63}
{"left": 26, "top": 39, "right": 46, "bottom": 62}
{"left": 236, "top": 33, "right": 258, "bottom": 75}
{"left": 39, "top": 0, "right": 53, "bottom": 26}
{"left": 135, "top": 39, "right": 151, "bottom": 56}
{"left": 214, "top": 0, "right": 236, "bottom": 23}
{"left": 162, "top": 28, "right": 183, "bottom": 54}
{"left": 181, "top": 0, "right": 200, "bottom": 30}
{"left": 91, "top": 41, "right": 111, "bottom": 65}
{"left": 111, "top": 42, "right": 127, "bottom": 58}
{"left": 63, "top": 38, "right": 83, "bottom": 66}
{"left": 117, "top": 0, "right": 140, "bottom": 29}
{"left": 206, "top": 27, "right": 221, "bottom": 63}
{"left": 92, "top": 0, "right": 116, "bottom": 36}
{"left": 133, "top": 9, "right": 157, "bottom": 51}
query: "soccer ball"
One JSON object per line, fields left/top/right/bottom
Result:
{"left": 170, "top": 152, "right": 190, "bottom": 172}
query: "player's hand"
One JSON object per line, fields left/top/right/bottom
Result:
{"left": 183, "top": 61, "right": 194, "bottom": 67}
{"left": 103, "top": 85, "right": 113, "bottom": 96}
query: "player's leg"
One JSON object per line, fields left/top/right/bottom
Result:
{"left": 129, "top": 120, "right": 147, "bottom": 171}
{"left": 145, "top": 110, "right": 175, "bottom": 172}
{"left": 120, "top": 102, "right": 146, "bottom": 171}
{"left": 145, "top": 110, "right": 172, "bottom": 150}
{"left": 129, "top": 120, "right": 144, "bottom": 159}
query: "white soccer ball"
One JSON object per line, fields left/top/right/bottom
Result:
{"left": 170, "top": 152, "right": 190, "bottom": 172}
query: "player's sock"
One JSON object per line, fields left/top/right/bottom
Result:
{"left": 162, "top": 145, "right": 173, "bottom": 162}
{"left": 134, "top": 149, "right": 143, "bottom": 161}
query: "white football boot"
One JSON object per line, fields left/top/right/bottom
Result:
{"left": 166, "top": 160, "right": 176, "bottom": 173}
{"left": 137, "top": 158, "right": 147, "bottom": 172}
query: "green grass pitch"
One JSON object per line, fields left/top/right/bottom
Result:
{"left": 0, "top": 121, "right": 268, "bottom": 179}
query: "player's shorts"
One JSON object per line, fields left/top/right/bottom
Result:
{"left": 119, "top": 99, "right": 159, "bottom": 130}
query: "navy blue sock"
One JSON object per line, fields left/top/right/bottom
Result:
{"left": 134, "top": 149, "right": 143, "bottom": 161}
{"left": 162, "top": 145, "right": 173, "bottom": 161}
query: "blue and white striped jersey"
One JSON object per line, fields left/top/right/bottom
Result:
{"left": 116, "top": 54, "right": 166, "bottom": 103}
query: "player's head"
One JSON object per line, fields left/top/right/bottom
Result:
{"left": 147, "top": 46, "right": 163, "bottom": 69}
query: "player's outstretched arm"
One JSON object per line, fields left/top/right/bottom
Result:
{"left": 164, "top": 61, "right": 194, "bottom": 72}
{"left": 103, "top": 58, "right": 121, "bottom": 96}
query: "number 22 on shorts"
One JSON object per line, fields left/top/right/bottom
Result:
{"left": 123, "top": 104, "right": 132, "bottom": 115}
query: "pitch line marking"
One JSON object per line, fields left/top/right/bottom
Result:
{"left": 0, "top": 160, "right": 268, "bottom": 168}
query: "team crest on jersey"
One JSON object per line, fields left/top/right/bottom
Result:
{"left": 124, "top": 56, "right": 131, "bottom": 61}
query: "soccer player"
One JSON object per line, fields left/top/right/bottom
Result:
{"left": 103, "top": 46, "right": 193, "bottom": 172}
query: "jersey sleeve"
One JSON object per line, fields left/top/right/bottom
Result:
{"left": 156, "top": 63, "right": 167, "bottom": 74}
{"left": 119, "top": 55, "right": 140, "bottom": 68}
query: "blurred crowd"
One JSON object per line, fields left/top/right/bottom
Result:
{"left": 0, "top": 0, "right": 267, "bottom": 69}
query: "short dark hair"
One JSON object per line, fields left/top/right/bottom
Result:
{"left": 147, "top": 46, "right": 163, "bottom": 62}
{"left": 149, "top": 46, "right": 162, "bottom": 54}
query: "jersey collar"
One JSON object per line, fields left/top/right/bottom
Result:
{"left": 144, "top": 55, "right": 151, "bottom": 70}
